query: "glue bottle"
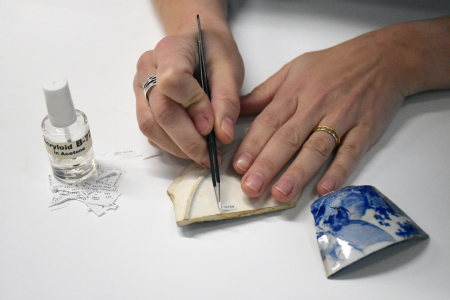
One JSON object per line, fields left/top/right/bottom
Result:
{"left": 41, "top": 77, "right": 97, "bottom": 183}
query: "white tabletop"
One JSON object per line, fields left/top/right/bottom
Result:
{"left": 1, "top": 0, "right": 449, "bottom": 299}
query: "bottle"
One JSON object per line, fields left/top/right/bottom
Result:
{"left": 41, "top": 77, "right": 97, "bottom": 183}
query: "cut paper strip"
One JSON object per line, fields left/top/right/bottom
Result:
{"left": 167, "top": 141, "right": 302, "bottom": 226}
{"left": 310, "top": 185, "right": 429, "bottom": 278}
{"left": 112, "top": 150, "right": 142, "bottom": 159}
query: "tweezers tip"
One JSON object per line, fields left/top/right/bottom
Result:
{"left": 214, "top": 185, "right": 221, "bottom": 208}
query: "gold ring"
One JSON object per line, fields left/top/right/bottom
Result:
{"left": 313, "top": 126, "right": 340, "bottom": 147}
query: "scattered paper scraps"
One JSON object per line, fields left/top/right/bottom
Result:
{"left": 48, "top": 166, "right": 125, "bottom": 217}
{"left": 96, "top": 148, "right": 162, "bottom": 160}
{"left": 95, "top": 151, "right": 106, "bottom": 157}
{"left": 143, "top": 153, "right": 163, "bottom": 160}
{"left": 112, "top": 150, "right": 142, "bottom": 159}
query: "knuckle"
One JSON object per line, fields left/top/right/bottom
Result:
{"left": 277, "top": 126, "right": 300, "bottom": 149}
{"left": 287, "top": 164, "right": 308, "bottom": 182}
{"left": 252, "top": 82, "right": 270, "bottom": 97}
{"left": 304, "top": 135, "right": 332, "bottom": 159}
{"left": 138, "top": 114, "right": 155, "bottom": 136}
{"left": 359, "top": 123, "right": 380, "bottom": 145}
{"left": 147, "top": 138, "right": 159, "bottom": 149}
{"left": 256, "top": 111, "right": 281, "bottom": 130}
{"left": 154, "top": 36, "right": 175, "bottom": 53}
{"left": 331, "top": 161, "right": 350, "bottom": 180}
{"left": 337, "top": 92, "right": 362, "bottom": 116}
{"left": 185, "top": 89, "right": 206, "bottom": 108}
{"left": 339, "top": 143, "right": 363, "bottom": 163}
{"left": 136, "top": 50, "right": 154, "bottom": 74}
{"left": 243, "top": 135, "right": 265, "bottom": 152}
{"left": 182, "top": 138, "right": 203, "bottom": 159}
{"left": 151, "top": 99, "right": 176, "bottom": 126}
{"left": 348, "top": 88, "right": 364, "bottom": 103}
{"left": 157, "top": 67, "right": 183, "bottom": 93}
{"left": 216, "top": 94, "right": 240, "bottom": 115}
{"left": 255, "top": 156, "right": 276, "bottom": 174}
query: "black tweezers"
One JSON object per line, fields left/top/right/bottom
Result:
{"left": 197, "top": 15, "right": 221, "bottom": 209}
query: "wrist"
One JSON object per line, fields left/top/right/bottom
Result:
{"left": 152, "top": 0, "right": 230, "bottom": 36}
{"left": 382, "top": 17, "right": 450, "bottom": 96}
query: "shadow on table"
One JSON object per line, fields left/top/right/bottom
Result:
{"left": 178, "top": 90, "right": 450, "bottom": 235}
{"left": 282, "top": 91, "right": 450, "bottom": 221}
{"left": 228, "top": 0, "right": 450, "bottom": 24}
{"left": 346, "top": 90, "right": 450, "bottom": 183}
{"left": 331, "top": 238, "right": 430, "bottom": 279}
{"left": 179, "top": 208, "right": 289, "bottom": 238}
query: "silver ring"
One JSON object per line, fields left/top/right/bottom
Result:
{"left": 143, "top": 75, "right": 157, "bottom": 100}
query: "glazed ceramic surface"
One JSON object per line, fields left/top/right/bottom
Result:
{"left": 310, "top": 186, "right": 428, "bottom": 277}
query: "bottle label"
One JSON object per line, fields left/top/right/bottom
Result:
{"left": 44, "top": 130, "right": 93, "bottom": 159}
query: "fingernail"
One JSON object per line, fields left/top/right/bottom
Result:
{"left": 221, "top": 117, "right": 234, "bottom": 140}
{"left": 245, "top": 172, "right": 264, "bottom": 193}
{"left": 236, "top": 152, "right": 253, "bottom": 172}
{"left": 275, "top": 178, "right": 294, "bottom": 196}
{"left": 321, "top": 177, "right": 336, "bottom": 193}
{"left": 194, "top": 114, "right": 210, "bottom": 135}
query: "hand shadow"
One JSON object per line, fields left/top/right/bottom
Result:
{"left": 178, "top": 91, "right": 450, "bottom": 237}
{"left": 225, "top": 0, "right": 450, "bottom": 222}
{"left": 178, "top": 0, "right": 450, "bottom": 234}
{"left": 227, "top": 0, "right": 450, "bottom": 25}
{"left": 331, "top": 238, "right": 429, "bottom": 279}
{"left": 282, "top": 90, "right": 450, "bottom": 222}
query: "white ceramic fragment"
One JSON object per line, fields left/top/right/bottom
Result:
{"left": 167, "top": 141, "right": 302, "bottom": 226}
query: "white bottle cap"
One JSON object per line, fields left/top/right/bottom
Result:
{"left": 43, "top": 77, "right": 77, "bottom": 128}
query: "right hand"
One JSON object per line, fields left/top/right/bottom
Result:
{"left": 134, "top": 27, "right": 244, "bottom": 167}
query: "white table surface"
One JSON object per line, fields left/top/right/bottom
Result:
{"left": 1, "top": 0, "right": 450, "bottom": 299}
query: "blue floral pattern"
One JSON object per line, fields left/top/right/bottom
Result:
{"left": 311, "top": 186, "right": 428, "bottom": 277}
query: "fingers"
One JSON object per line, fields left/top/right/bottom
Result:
{"left": 135, "top": 30, "right": 245, "bottom": 166}
{"left": 149, "top": 87, "right": 213, "bottom": 166}
{"left": 231, "top": 64, "right": 294, "bottom": 175}
{"left": 240, "top": 115, "right": 343, "bottom": 200}
{"left": 134, "top": 50, "right": 212, "bottom": 165}
{"left": 232, "top": 74, "right": 300, "bottom": 175}
{"left": 316, "top": 125, "right": 373, "bottom": 196}
{"left": 134, "top": 72, "right": 190, "bottom": 160}
{"left": 269, "top": 127, "right": 342, "bottom": 202}
{"left": 230, "top": 31, "right": 408, "bottom": 202}
{"left": 155, "top": 36, "right": 214, "bottom": 136}
{"left": 270, "top": 123, "right": 372, "bottom": 202}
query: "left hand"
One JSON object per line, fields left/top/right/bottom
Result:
{"left": 232, "top": 23, "right": 423, "bottom": 202}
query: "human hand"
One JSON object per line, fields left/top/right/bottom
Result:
{"left": 134, "top": 27, "right": 244, "bottom": 167}
{"left": 232, "top": 23, "right": 429, "bottom": 201}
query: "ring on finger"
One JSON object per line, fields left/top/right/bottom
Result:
{"left": 143, "top": 75, "right": 157, "bottom": 100}
{"left": 313, "top": 126, "right": 341, "bottom": 148}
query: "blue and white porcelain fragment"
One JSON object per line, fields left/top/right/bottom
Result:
{"left": 310, "top": 185, "right": 428, "bottom": 277}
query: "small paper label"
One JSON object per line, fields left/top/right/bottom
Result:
{"left": 220, "top": 204, "right": 237, "bottom": 211}
{"left": 112, "top": 150, "right": 142, "bottom": 159}
{"left": 44, "top": 130, "right": 93, "bottom": 159}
